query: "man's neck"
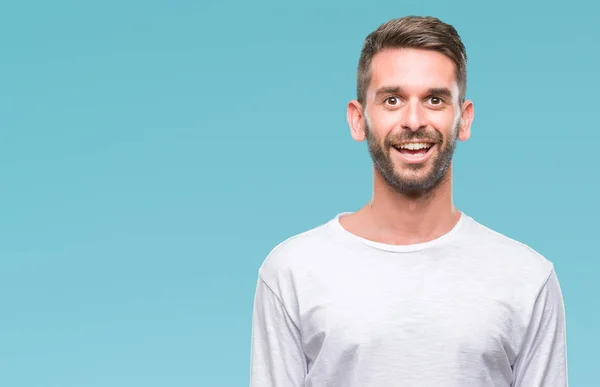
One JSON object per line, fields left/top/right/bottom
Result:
{"left": 345, "top": 168, "right": 461, "bottom": 246}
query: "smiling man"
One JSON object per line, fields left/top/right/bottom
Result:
{"left": 250, "top": 16, "right": 568, "bottom": 387}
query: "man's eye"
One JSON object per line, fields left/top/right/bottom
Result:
{"left": 429, "top": 96, "right": 443, "bottom": 105}
{"left": 385, "top": 97, "right": 400, "bottom": 105}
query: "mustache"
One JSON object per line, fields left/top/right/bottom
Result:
{"left": 384, "top": 130, "right": 443, "bottom": 146}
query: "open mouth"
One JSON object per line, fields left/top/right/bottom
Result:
{"left": 392, "top": 142, "right": 436, "bottom": 163}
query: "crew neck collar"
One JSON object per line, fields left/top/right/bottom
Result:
{"left": 330, "top": 211, "right": 468, "bottom": 253}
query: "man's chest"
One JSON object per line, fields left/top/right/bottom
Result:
{"left": 297, "top": 260, "right": 522, "bottom": 370}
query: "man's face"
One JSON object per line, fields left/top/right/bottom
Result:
{"left": 359, "top": 48, "right": 469, "bottom": 196}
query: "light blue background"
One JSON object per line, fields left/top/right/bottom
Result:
{"left": 1, "top": 1, "right": 597, "bottom": 386}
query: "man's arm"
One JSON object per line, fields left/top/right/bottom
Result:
{"left": 512, "top": 268, "right": 568, "bottom": 386}
{"left": 250, "top": 276, "right": 306, "bottom": 386}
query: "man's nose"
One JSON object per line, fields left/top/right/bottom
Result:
{"left": 400, "top": 100, "right": 427, "bottom": 132}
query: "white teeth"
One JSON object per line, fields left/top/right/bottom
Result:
{"left": 399, "top": 142, "right": 432, "bottom": 150}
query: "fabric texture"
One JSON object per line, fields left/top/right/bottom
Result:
{"left": 249, "top": 212, "right": 568, "bottom": 387}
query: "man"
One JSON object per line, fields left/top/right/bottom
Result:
{"left": 249, "top": 16, "right": 568, "bottom": 387}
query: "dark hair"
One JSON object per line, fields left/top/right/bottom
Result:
{"left": 357, "top": 16, "right": 467, "bottom": 106}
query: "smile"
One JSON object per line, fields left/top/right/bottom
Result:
{"left": 392, "top": 142, "right": 436, "bottom": 164}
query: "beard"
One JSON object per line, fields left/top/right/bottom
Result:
{"left": 365, "top": 120, "right": 460, "bottom": 197}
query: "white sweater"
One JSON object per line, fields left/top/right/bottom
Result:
{"left": 250, "top": 212, "right": 568, "bottom": 386}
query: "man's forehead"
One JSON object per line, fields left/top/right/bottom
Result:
{"left": 369, "top": 48, "right": 457, "bottom": 86}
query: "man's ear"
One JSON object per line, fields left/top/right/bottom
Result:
{"left": 347, "top": 100, "right": 366, "bottom": 142}
{"left": 458, "top": 100, "right": 474, "bottom": 141}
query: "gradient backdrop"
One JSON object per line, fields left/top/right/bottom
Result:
{"left": 1, "top": 1, "right": 597, "bottom": 386}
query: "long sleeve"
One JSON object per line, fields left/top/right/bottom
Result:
{"left": 512, "top": 268, "right": 568, "bottom": 386}
{"left": 250, "top": 276, "right": 306, "bottom": 387}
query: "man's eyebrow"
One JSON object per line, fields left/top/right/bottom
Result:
{"left": 428, "top": 87, "right": 453, "bottom": 98}
{"left": 374, "top": 86, "right": 404, "bottom": 98}
{"left": 373, "top": 86, "right": 453, "bottom": 99}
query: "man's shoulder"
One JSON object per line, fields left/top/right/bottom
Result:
{"left": 464, "top": 215, "right": 555, "bottom": 282}
{"left": 257, "top": 216, "right": 337, "bottom": 284}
